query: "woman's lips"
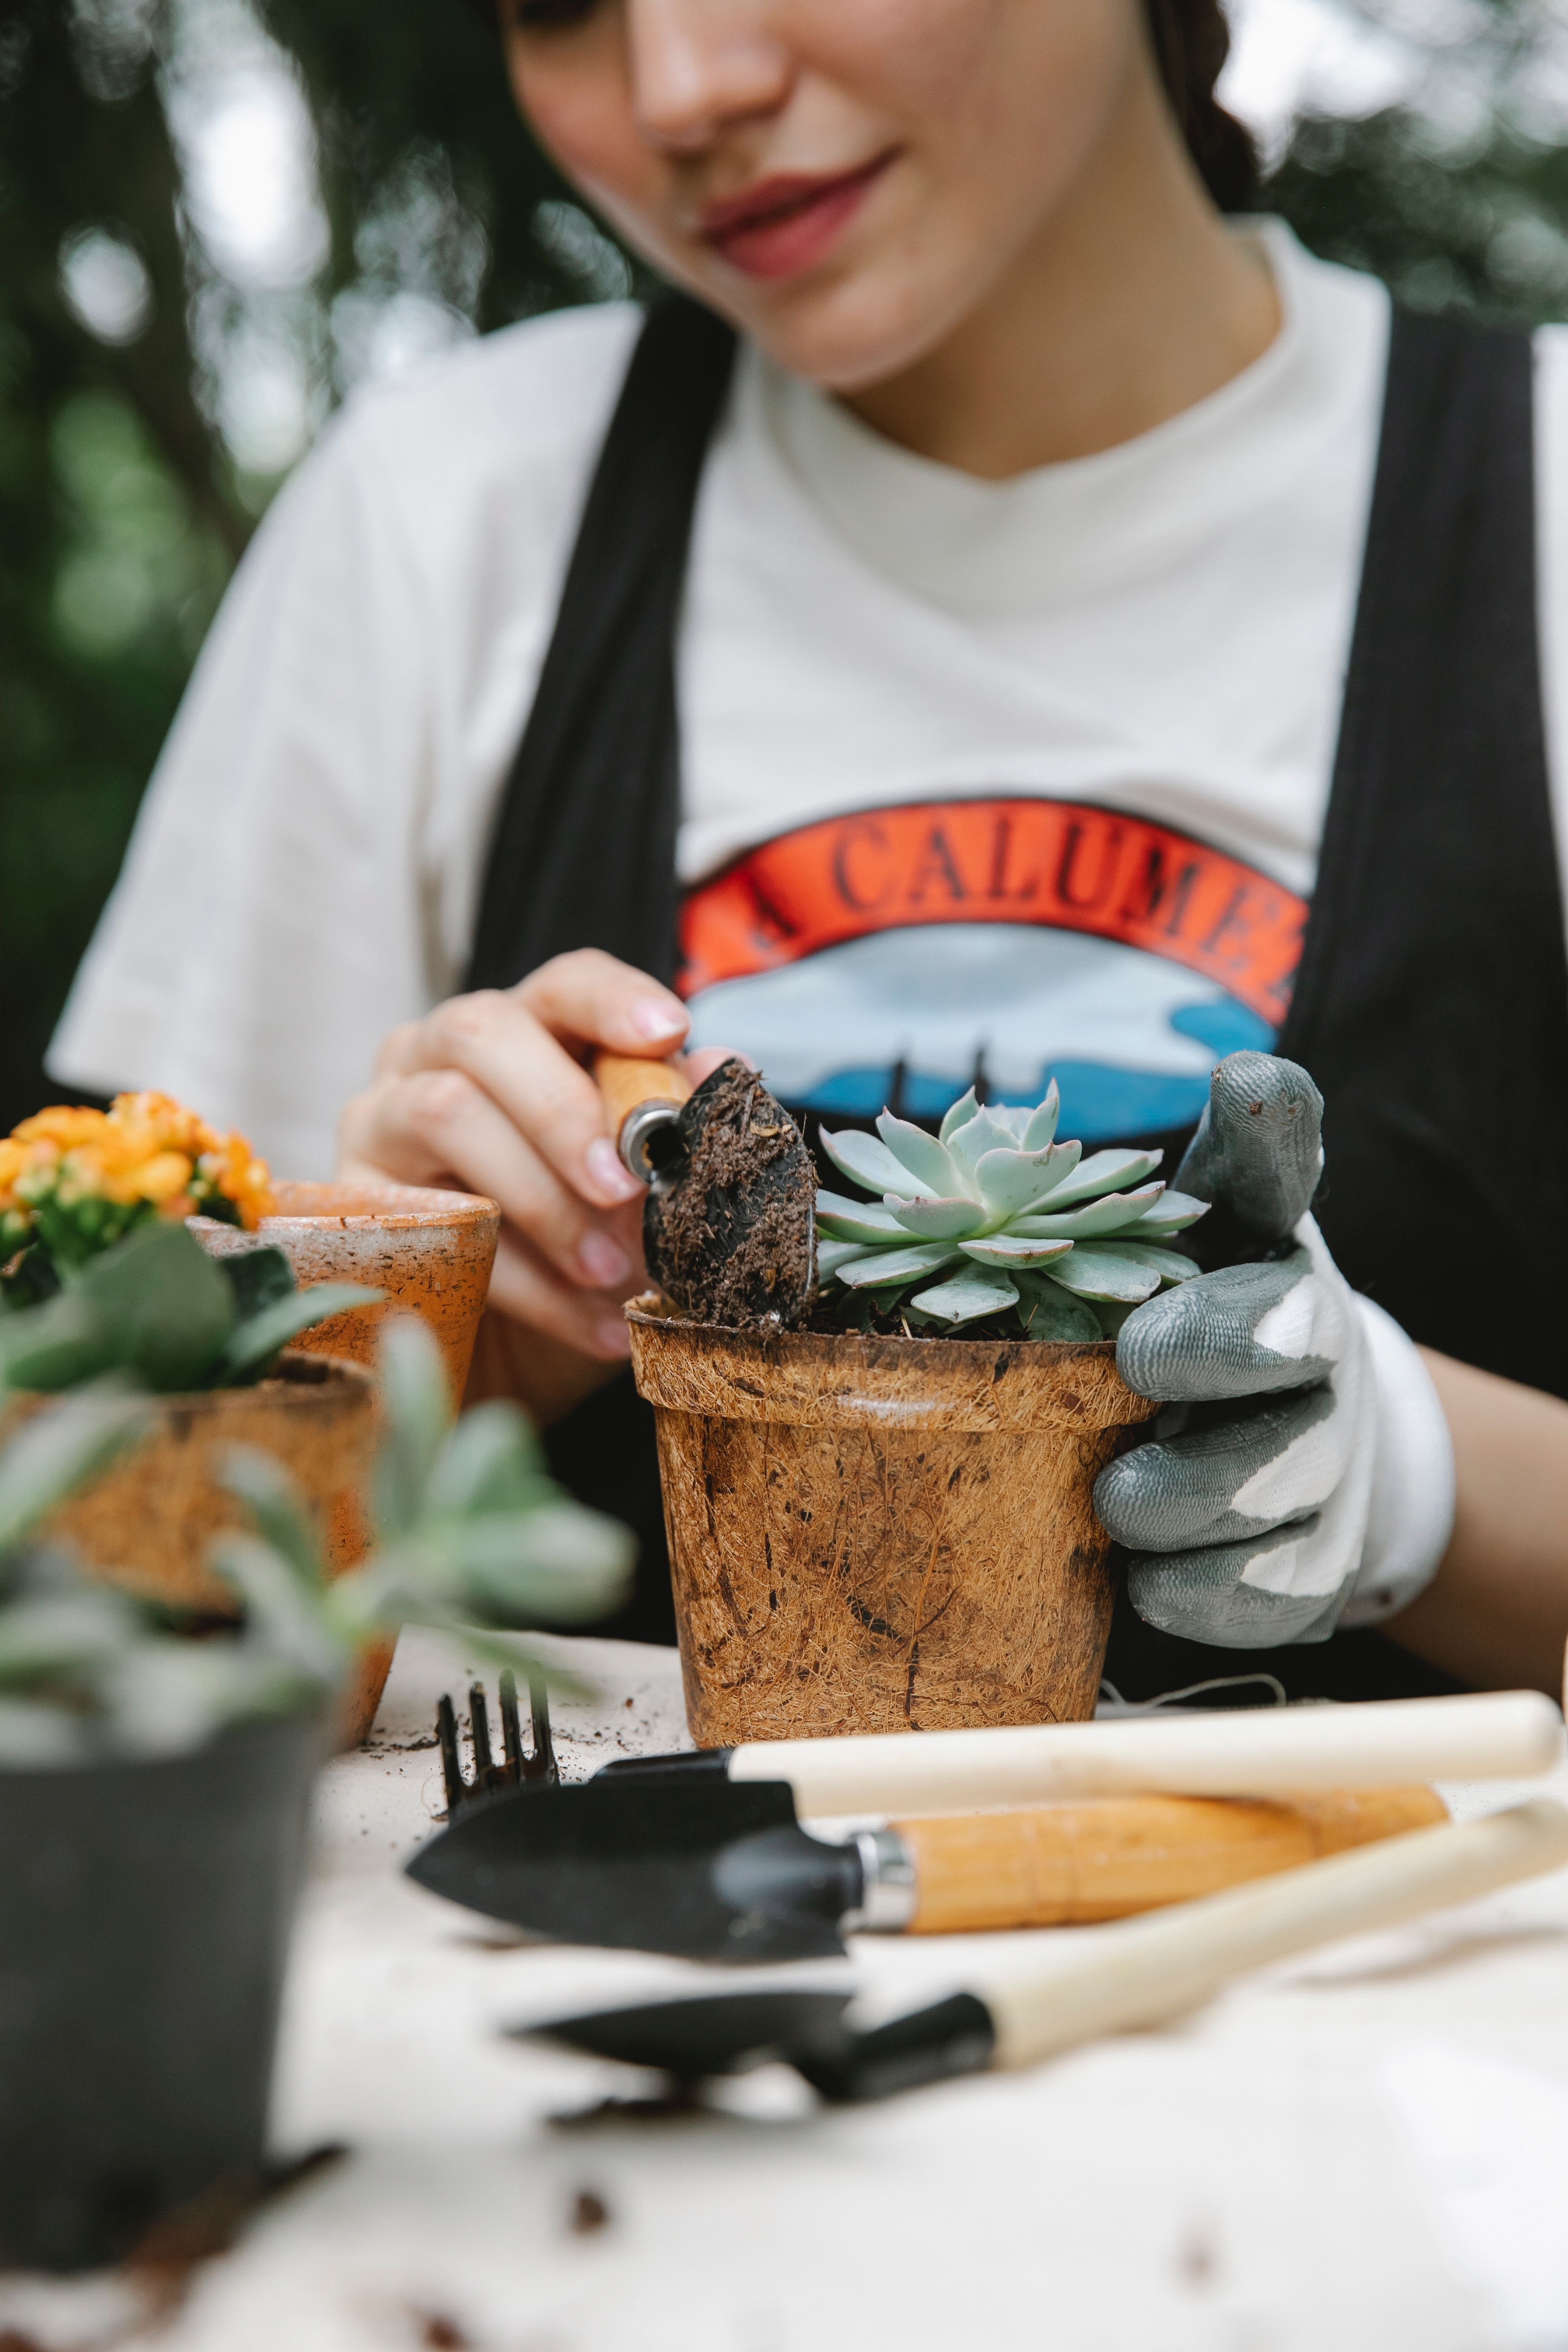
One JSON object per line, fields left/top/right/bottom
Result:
{"left": 699, "top": 154, "right": 895, "bottom": 281}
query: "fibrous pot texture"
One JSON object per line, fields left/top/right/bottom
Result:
{"left": 6, "top": 1353, "right": 375, "bottom": 1615}
{"left": 627, "top": 1301, "right": 1160, "bottom": 1743}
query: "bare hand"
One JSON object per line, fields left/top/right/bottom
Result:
{"left": 338, "top": 950, "right": 732, "bottom": 1366}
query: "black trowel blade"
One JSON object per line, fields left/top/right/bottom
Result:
{"left": 527, "top": 1989, "right": 857, "bottom": 2083}
{"left": 643, "top": 1059, "right": 816, "bottom": 1327}
{"left": 405, "top": 1775, "right": 861, "bottom": 1963}
{"left": 521, "top": 1986, "right": 998, "bottom": 2104}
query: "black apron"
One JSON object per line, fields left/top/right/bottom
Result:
{"left": 468, "top": 295, "right": 1568, "bottom": 1694}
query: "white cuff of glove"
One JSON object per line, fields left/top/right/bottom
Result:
{"left": 1339, "top": 1300, "right": 1455, "bottom": 1627}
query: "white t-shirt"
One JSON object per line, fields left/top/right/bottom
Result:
{"left": 50, "top": 219, "right": 1568, "bottom": 1176}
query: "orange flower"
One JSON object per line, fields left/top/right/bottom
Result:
{"left": 133, "top": 1151, "right": 198, "bottom": 1205}
{"left": 110, "top": 1092, "right": 214, "bottom": 1162}
{"left": 12, "top": 1106, "right": 109, "bottom": 1154}
{"left": 2, "top": 1095, "right": 276, "bottom": 1238}
{"left": 199, "top": 1134, "right": 277, "bottom": 1229}
{"left": 53, "top": 1144, "right": 140, "bottom": 1208}
{"left": 0, "top": 1137, "right": 25, "bottom": 1211}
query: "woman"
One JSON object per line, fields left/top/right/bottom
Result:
{"left": 53, "top": 0, "right": 1568, "bottom": 1695}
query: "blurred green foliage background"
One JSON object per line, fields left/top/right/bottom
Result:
{"left": 2, "top": 0, "right": 1567, "bottom": 1136}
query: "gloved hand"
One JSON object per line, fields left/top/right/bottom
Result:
{"left": 1093, "top": 1053, "right": 1454, "bottom": 1648}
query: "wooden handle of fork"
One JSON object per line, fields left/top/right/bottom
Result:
{"left": 896, "top": 1786, "right": 1449, "bottom": 1932}
{"left": 732, "top": 1690, "right": 1564, "bottom": 1814}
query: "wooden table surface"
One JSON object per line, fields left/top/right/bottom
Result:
{"left": 4, "top": 1631, "right": 1567, "bottom": 2352}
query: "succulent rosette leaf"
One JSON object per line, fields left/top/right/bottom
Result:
{"left": 816, "top": 1083, "right": 1209, "bottom": 1337}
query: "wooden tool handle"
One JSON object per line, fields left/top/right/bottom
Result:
{"left": 981, "top": 1798, "right": 1568, "bottom": 2071}
{"left": 896, "top": 1787, "right": 1448, "bottom": 1933}
{"left": 593, "top": 1053, "right": 692, "bottom": 1139}
{"left": 730, "top": 1690, "right": 1564, "bottom": 1814}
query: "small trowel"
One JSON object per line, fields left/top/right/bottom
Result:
{"left": 405, "top": 1771, "right": 1447, "bottom": 1962}
{"left": 514, "top": 1800, "right": 1568, "bottom": 2103}
{"left": 593, "top": 1053, "right": 816, "bottom": 1327}
{"left": 405, "top": 1685, "right": 1560, "bottom": 1963}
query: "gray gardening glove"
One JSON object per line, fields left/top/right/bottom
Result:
{"left": 1093, "top": 1053, "right": 1453, "bottom": 1648}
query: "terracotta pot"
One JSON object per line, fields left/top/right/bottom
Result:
{"left": 194, "top": 1181, "right": 500, "bottom": 1743}
{"left": 627, "top": 1302, "right": 1161, "bottom": 1745}
{"left": 195, "top": 1179, "right": 500, "bottom": 1402}
{"left": 7, "top": 1356, "right": 377, "bottom": 1750}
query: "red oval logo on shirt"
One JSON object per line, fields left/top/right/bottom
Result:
{"left": 679, "top": 798, "right": 1307, "bottom": 1028}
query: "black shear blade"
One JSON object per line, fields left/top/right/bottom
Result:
{"left": 406, "top": 1775, "right": 862, "bottom": 1962}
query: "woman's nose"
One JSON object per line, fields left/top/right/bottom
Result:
{"left": 627, "top": 0, "right": 791, "bottom": 152}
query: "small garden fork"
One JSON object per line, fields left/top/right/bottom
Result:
{"left": 436, "top": 1670, "right": 557, "bottom": 1817}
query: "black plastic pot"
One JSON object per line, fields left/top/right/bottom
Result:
{"left": 0, "top": 1709, "right": 322, "bottom": 2272}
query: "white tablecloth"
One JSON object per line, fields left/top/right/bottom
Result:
{"left": 6, "top": 1632, "right": 1568, "bottom": 2352}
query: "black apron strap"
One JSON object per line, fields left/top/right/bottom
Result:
{"left": 1276, "top": 308, "right": 1568, "bottom": 1398}
{"left": 465, "top": 297, "right": 738, "bottom": 994}
{"left": 466, "top": 298, "right": 735, "bottom": 1646}
{"left": 1106, "top": 303, "right": 1568, "bottom": 1704}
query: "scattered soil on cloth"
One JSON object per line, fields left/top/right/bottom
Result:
{"left": 547, "top": 2089, "right": 709, "bottom": 2130}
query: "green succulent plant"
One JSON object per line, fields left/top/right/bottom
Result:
{"left": 0, "top": 1386, "right": 319, "bottom": 1764}
{"left": 215, "top": 1315, "right": 635, "bottom": 1678}
{"left": 814, "top": 1082, "right": 1209, "bottom": 1339}
{"left": 0, "top": 1318, "right": 635, "bottom": 1765}
{"left": 0, "top": 1219, "right": 381, "bottom": 1395}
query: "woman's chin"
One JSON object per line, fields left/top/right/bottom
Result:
{"left": 706, "top": 258, "right": 973, "bottom": 394}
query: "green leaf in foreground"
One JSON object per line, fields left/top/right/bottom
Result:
{"left": 0, "top": 1222, "right": 383, "bottom": 1396}
{"left": 209, "top": 1282, "right": 384, "bottom": 1387}
{"left": 0, "top": 1315, "right": 635, "bottom": 1767}
{"left": 0, "top": 1387, "right": 155, "bottom": 1549}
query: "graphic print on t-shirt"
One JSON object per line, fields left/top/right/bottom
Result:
{"left": 679, "top": 798, "right": 1307, "bottom": 1139}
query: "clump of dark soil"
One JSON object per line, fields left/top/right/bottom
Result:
{"left": 644, "top": 1062, "right": 815, "bottom": 1327}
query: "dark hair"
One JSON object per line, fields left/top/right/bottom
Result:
{"left": 1142, "top": 0, "right": 1260, "bottom": 213}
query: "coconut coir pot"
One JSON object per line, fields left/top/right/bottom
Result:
{"left": 627, "top": 1301, "right": 1160, "bottom": 1744}
{"left": 5, "top": 1355, "right": 376, "bottom": 1747}
{"left": 8, "top": 1353, "right": 375, "bottom": 1614}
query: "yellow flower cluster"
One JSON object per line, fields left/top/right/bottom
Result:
{"left": 0, "top": 1092, "right": 276, "bottom": 1238}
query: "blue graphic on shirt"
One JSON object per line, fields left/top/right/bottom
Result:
{"left": 685, "top": 924, "right": 1277, "bottom": 1141}
{"left": 1168, "top": 1001, "right": 1277, "bottom": 1060}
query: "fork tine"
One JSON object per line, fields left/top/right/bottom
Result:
{"left": 499, "top": 1669, "right": 524, "bottom": 1786}
{"left": 438, "top": 1673, "right": 557, "bottom": 1807}
{"left": 527, "top": 1670, "right": 558, "bottom": 1786}
{"left": 469, "top": 1682, "right": 497, "bottom": 1794}
{"left": 436, "top": 1692, "right": 466, "bottom": 1816}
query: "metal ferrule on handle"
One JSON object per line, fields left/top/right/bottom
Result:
{"left": 978, "top": 1798, "right": 1568, "bottom": 2071}
{"left": 593, "top": 1053, "right": 692, "bottom": 1183}
{"left": 727, "top": 1691, "right": 1564, "bottom": 1817}
{"left": 843, "top": 1828, "right": 919, "bottom": 1932}
{"left": 617, "top": 1100, "right": 685, "bottom": 1184}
